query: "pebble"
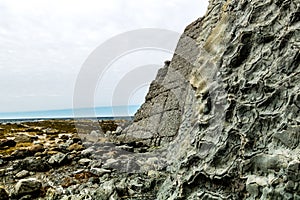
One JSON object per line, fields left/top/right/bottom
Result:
{"left": 78, "top": 158, "right": 92, "bottom": 166}
{"left": 72, "top": 169, "right": 85, "bottom": 174}
{"left": 115, "top": 126, "right": 123, "bottom": 133}
{"left": 58, "top": 139, "right": 73, "bottom": 150}
{"left": 90, "top": 168, "right": 111, "bottom": 176}
{"left": 67, "top": 143, "right": 84, "bottom": 151}
{"left": 116, "top": 145, "right": 134, "bottom": 152}
{"left": 28, "top": 144, "right": 44, "bottom": 153}
{"left": 15, "top": 170, "right": 30, "bottom": 179}
{"left": 90, "top": 160, "right": 102, "bottom": 168}
{"left": 147, "top": 170, "right": 160, "bottom": 178}
{"left": 48, "top": 153, "right": 68, "bottom": 166}
{"left": 81, "top": 148, "right": 95, "bottom": 156}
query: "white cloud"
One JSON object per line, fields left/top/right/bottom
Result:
{"left": 0, "top": 0, "right": 208, "bottom": 112}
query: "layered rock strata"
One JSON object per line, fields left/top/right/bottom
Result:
{"left": 123, "top": 0, "right": 300, "bottom": 198}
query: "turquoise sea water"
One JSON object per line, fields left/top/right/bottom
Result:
{"left": 0, "top": 105, "right": 140, "bottom": 120}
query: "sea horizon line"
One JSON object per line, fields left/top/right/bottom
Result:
{"left": 0, "top": 105, "right": 140, "bottom": 120}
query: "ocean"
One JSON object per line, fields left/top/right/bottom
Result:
{"left": 0, "top": 105, "right": 140, "bottom": 122}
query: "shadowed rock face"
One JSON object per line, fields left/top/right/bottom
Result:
{"left": 123, "top": 0, "right": 300, "bottom": 198}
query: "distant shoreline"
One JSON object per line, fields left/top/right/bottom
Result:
{"left": 0, "top": 116, "right": 134, "bottom": 123}
{"left": 0, "top": 105, "right": 139, "bottom": 123}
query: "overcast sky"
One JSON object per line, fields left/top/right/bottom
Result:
{"left": 0, "top": 0, "right": 208, "bottom": 113}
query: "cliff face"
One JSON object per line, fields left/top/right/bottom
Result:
{"left": 123, "top": 0, "right": 300, "bottom": 199}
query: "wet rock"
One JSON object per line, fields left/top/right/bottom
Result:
{"left": 0, "top": 187, "right": 9, "bottom": 200}
{"left": 14, "top": 178, "right": 42, "bottom": 197}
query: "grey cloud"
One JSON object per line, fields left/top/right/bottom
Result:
{"left": 0, "top": 0, "right": 208, "bottom": 112}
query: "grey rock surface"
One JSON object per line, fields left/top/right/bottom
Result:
{"left": 48, "top": 152, "right": 68, "bottom": 166}
{"left": 121, "top": 0, "right": 300, "bottom": 199}
{"left": 14, "top": 178, "right": 42, "bottom": 197}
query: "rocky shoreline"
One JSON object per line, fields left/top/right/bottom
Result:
{"left": 0, "top": 119, "right": 167, "bottom": 200}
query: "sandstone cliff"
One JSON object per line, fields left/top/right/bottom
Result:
{"left": 123, "top": 0, "right": 300, "bottom": 199}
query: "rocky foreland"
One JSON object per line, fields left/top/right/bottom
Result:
{"left": 1, "top": 0, "right": 300, "bottom": 199}
{"left": 0, "top": 119, "right": 166, "bottom": 200}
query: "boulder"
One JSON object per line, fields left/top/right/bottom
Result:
{"left": 48, "top": 153, "right": 68, "bottom": 166}
{"left": 20, "top": 157, "right": 50, "bottom": 172}
{"left": 14, "top": 133, "right": 36, "bottom": 143}
{"left": 14, "top": 178, "right": 42, "bottom": 197}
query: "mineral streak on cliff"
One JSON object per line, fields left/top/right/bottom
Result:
{"left": 123, "top": 0, "right": 300, "bottom": 198}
